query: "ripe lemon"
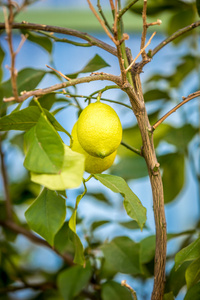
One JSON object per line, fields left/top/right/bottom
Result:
{"left": 77, "top": 101, "right": 122, "bottom": 158}
{"left": 71, "top": 122, "right": 117, "bottom": 174}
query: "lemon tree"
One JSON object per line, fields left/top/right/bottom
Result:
{"left": 0, "top": 1, "right": 200, "bottom": 300}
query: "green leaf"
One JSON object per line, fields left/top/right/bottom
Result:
{"left": 130, "top": 0, "right": 190, "bottom": 16}
{"left": 0, "top": 106, "right": 41, "bottom": 131}
{"left": 90, "top": 220, "right": 110, "bottom": 231}
{"left": 68, "top": 194, "right": 85, "bottom": 265}
{"left": 184, "top": 282, "right": 200, "bottom": 300}
{"left": 25, "top": 188, "right": 66, "bottom": 246}
{"left": 57, "top": 263, "right": 92, "bottom": 300}
{"left": 54, "top": 222, "right": 75, "bottom": 255}
{"left": 175, "top": 236, "right": 200, "bottom": 271}
{"left": 144, "top": 89, "right": 170, "bottom": 102}
{"left": 164, "top": 124, "right": 198, "bottom": 149}
{"left": 119, "top": 220, "right": 144, "bottom": 230}
{"left": 196, "top": 0, "right": 200, "bottom": 16}
{"left": 101, "top": 281, "right": 133, "bottom": 300}
{"left": 94, "top": 174, "right": 146, "bottom": 230}
{"left": 159, "top": 152, "right": 185, "bottom": 203}
{"left": 21, "top": 30, "right": 53, "bottom": 53}
{"left": 0, "top": 68, "right": 46, "bottom": 98}
{"left": 31, "top": 145, "right": 85, "bottom": 190}
{"left": 163, "top": 292, "right": 175, "bottom": 300}
{"left": 67, "top": 54, "right": 110, "bottom": 79}
{"left": 24, "top": 114, "right": 64, "bottom": 173}
{"left": 101, "top": 236, "right": 141, "bottom": 275}
{"left": 185, "top": 257, "right": 200, "bottom": 289}
{"left": 140, "top": 235, "right": 156, "bottom": 264}
{"left": 167, "top": 9, "right": 195, "bottom": 44}
{"left": 110, "top": 156, "right": 148, "bottom": 180}
{"left": 29, "top": 93, "right": 57, "bottom": 110}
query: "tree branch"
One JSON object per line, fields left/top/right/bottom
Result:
{"left": 3, "top": 73, "right": 122, "bottom": 102}
{"left": 0, "top": 220, "right": 74, "bottom": 266}
{"left": 140, "top": 0, "right": 148, "bottom": 61}
{"left": 0, "top": 22, "right": 117, "bottom": 56}
{"left": 0, "top": 281, "right": 56, "bottom": 295}
{"left": 152, "top": 91, "right": 200, "bottom": 130}
{"left": 150, "top": 20, "right": 200, "bottom": 57}
{"left": 118, "top": 0, "right": 139, "bottom": 19}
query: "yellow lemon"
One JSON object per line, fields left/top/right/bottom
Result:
{"left": 77, "top": 101, "right": 122, "bottom": 158}
{"left": 71, "top": 122, "right": 117, "bottom": 174}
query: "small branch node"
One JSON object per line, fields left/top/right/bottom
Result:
{"left": 121, "top": 280, "right": 138, "bottom": 300}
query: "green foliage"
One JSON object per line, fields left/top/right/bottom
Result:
{"left": 25, "top": 188, "right": 66, "bottom": 246}
{"left": 0, "top": 0, "right": 199, "bottom": 299}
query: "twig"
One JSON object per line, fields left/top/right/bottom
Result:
{"left": 0, "top": 219, "right": 74, "bottom": 266}
{"left": 121, "top": 280, "right": 137, "bottom": 300}
{"left": 147, "top": 19, "right": 162, "bottom": 28}
{"left": 0, "top": 136, "right": 13, "bottom": 220}
{"left": 126, "top": 31, "right": 156, "bottom": 73}
{"left": 140, "top": 0, "right": 148, "bottom": 61}
{"left": 97, "top": 0, "right": 113, "bottom": 33}
{"left": 3, "top": 73, "right": 122, "bottom": 103}
{"left": 109, "top": 0, "right": 115, "bottom": 18}
{"left": 0, "top": 282, "right": 56, "bottom": 295}
{"left": 152, "top": 91, "right": 200, "bottom": 130}
{"left": 46, "top": 65, "right": 71, "bottom": 81}
{"left": 87, "top": 0, "right": 116, "bottom": 44}
{"left": 3, "top": 3, "right": 19, "bottom": 101}
{"left": 0, "top": 22, "right": 117, "bottom": 56}
{"left": 150, "top": 20, "right": 200, "bottom": 57}
{"left": 121, "top": 141, "right": 142, "bottom": 156}
{"left": 118, "top": 0, "right": 139, "bottom": 19}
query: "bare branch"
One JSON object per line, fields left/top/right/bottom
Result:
{"left": 46, "top": 64, "right": 71, "bottom": 81}
{"left": 0, "top": 22, "right": 117, "bottom": 56}
{"left": 147, "top": 19, "right": 162, "bottom": 28}
{"left": 152, "top": 91, "right": 200, "bottom": 130}
{"left": 3, "top": 73, "right": 122, "bottom": 103}
{"left": 118, "top": 0, "right": 139, "bottom": 19}
{"left": 150, "top": 20, "right": 200, "bottom": 57}
{"left": 121, "top": 141, "right": 142, "bottom": 156}
{"left": 3, "top": 3, "right": 19, "bottom": 101}
{"left": 121, "top": 280, "right": 138, "bottom": 300}
{"left": 0, "top": 219, "right": 74, "bottom": 266}
{"left": 140, "top": 0, "right": 148, "bottom": 61}
{"left": 126, "top": 31, "right": 156, "bottom": 73}
{"left": 97, "top": 0, "right": 113, "bottom": 33}
{"left": 87, "top": 0, "right": 116, "bottom": 44}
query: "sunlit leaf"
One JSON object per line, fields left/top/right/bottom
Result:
{"left": 31, "top": 145, "right": 85, "bottom": 190}
{"left": 24, "top": 114, "right": 64, "bottom": 173}
{"left": 175, "top": 236, "right": 200, "bottom": 271}
{"left": 94, "top": 174, "right": 146, "bottom": 230}
{"left": 163, "top": 292, "right": 175, "bottom": 300}
{"left": 67, "top": 54, "right": 110, "bottom": 79}
{"left": 57, "top": 263, "right": 92, "bottom": 300}
{"left": 184, "top": 282, "right": 200, "bottom": 300}
{"left": 185, "top": 257, "right": 200, "bottom": 289}
{"left": 25, "top": 188, "right": 66, "bottom": 246}
{"left": 101, "top": 236, "right": 142, "bottom": 275}
{"left": 101, "top": 281, "right": 133, "bottom": 300}
{"left": 21, "top": 29, "right": 53, "bottom": 53}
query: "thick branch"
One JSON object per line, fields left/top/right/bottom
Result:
{"left": 0, "top": 220, "right": 74, "bottom": 266}
{"left": 3, "top": 73, "right": 122, "bottom": 102}
{"left": 152, "top": 91, "right": 200, "bottom": 130}
{"left": 150, "top": 20, "right": 200, "bottom": 57}
{"left": 0, "top": 22, "right": 117, "bottom": 56}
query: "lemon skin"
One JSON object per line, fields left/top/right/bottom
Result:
{"left": 77, "top": 101, "right": 122, "bottom": 158}
{"left": 71, "top": 122, "right": 117, "bottom": 174}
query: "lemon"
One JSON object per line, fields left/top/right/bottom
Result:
{"left": 71, "top": 122, "right": 117, "bottom": 174}
{"left": 77, "top": 101, "right": 122, "bottom": 158}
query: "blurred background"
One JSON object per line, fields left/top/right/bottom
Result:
{"left": 0, "top": 0, "right": 200, "bottom": 299}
